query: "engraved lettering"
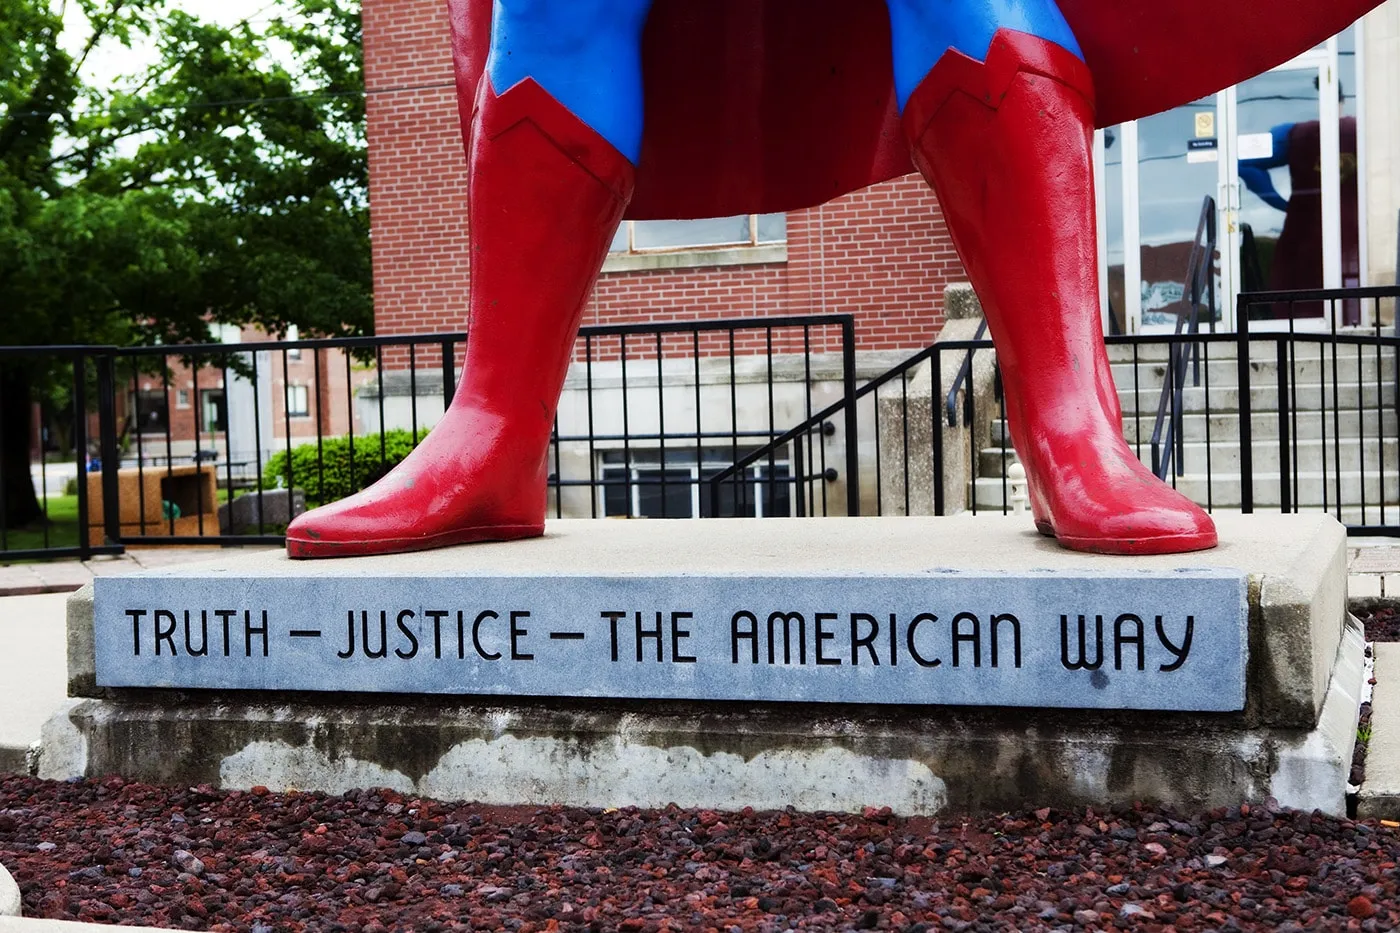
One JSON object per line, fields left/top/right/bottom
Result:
{"left": 1061, "top": 614, "right": 1104, "bottom": 671}
{"left": 814, "top": 612, "right": 840, "bottom": 666}
{"left": 850, "top": 612, "right": 879, "bottom": 666}
{"left": 906, "top": 613, "right": 940, "bottom": 668}
{"left": 990, "top": 613, "right": 1021, "bottom": 668}
{"left": 394, "top": 609, "right": 419, "bottom": 660}
{"left": 731, "top": 611, "right": 758, "bottom": 664}
{"left": 1157, "top": 615, "right": 1194, "bottom": 672}
{"left": 1114, "top": 613, "right": 1145, "bottom": 671}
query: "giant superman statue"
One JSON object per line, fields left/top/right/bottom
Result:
{"left": 286, "top": 0, "right": 1383, "bottom": 558}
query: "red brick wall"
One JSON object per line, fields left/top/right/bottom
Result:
{"left": 363, "top": 0, "right": 966, "bottom": 358}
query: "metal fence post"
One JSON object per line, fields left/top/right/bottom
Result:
{"left": 1236, "top": 296, "right": 1254, "bottom": 513}
{"left": 841, "top": 316, "right": 860, "bottom": 517}
{"left": 96, "top": 352, "right": 123, "bottom": 548}
{"left": 72, "top": 352, "right": 92, "bottom": 559}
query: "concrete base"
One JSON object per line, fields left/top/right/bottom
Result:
{"left": 44, "top": 514, "right": 1362, "bottom": 815}
{"left": 40, "top": 618, "right": 1365, "bottom": 815}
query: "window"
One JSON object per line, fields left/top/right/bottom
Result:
{"left": 285, "top": 324, "right": 302, "bottom": 360}
{"left": 200, "top": 389, "right": 227, "bottom": 433}
{"left": 599, "top": 448, "right": 791, "bottom": 519}
{"left": 285, "top": 384, "right": 310, "bottom": 418}
{"left": 135, "top": 390, "right": 170, "bottom": 435}
{"left": 610, "top": 214, "right": 786, "bottom": 254}
{"left": 176, "top": 389, "right": 191, "bottom": 409}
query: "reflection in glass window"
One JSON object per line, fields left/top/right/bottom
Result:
{"left": 598, "top": 447, "right": 791, "bottom": 519}
{"left": 610, "top": 214, "right": 786, "bottom": 253}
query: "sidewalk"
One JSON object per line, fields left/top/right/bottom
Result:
{"left": 0, "top": 547, "right": 278, "bottom": 598}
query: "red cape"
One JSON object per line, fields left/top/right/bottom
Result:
{"left": 446, "top": 0, "right": 1381, "bottom": 219}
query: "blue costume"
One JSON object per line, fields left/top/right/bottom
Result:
{"left": 485, "top": 0, "right": 1084, "bottom": 163}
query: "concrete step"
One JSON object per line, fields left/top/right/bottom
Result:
{"left": 1358, "top": 642, "right": 1400, "bottom": 820}
{"left": 972, "top": 469, "right": 1400, "bottom": 511}
{"left": 979, "top": 436, "right": 1400, "bottom": 478}
{"left": 1103, "top": 333, "right": 1398, "bottom": 365}
{"left": 989, "top": 408, "right": 1399, "bottom": 446}
{"left": 1109, "top": 355, "right": 1397, "bottom": 393}
{"left": 1115, "top": 381, "right": 1394, "bottom": 415}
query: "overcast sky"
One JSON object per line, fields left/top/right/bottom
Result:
{"left": 62, "top": 0, "right": 292, "bottom": 86}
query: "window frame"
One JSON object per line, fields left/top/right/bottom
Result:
{"left": 610, "top": 213, "right": 786, "bottom": 255}
{"left": 285, "top": 383, "right": 310, "bottom": 418}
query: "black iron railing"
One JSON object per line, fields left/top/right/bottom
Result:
{"left": 1150, "top": 196, "right": 1217, "bottom": 480}
{"left": 2, "top": 314, "right": 858, "bottom": 559}
{"left": 5, "top": 288, "right": 1399, "bottom": 561}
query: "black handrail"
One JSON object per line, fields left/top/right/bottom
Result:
{"left": 1150, "top": 196, "right": 1217, "bottom": 480}
{"left": 945, "top": 318, "right": 988, "bottom": 427}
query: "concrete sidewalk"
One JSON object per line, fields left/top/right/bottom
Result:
{"left": 0, "top": 594, "right": 68, "bottom": 775}
{"left": 0, "top": 547, "right": 277, "bottom": 597}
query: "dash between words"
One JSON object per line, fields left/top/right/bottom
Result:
{"left": 123, "top": 607, "right": 1196, "bottom": 672}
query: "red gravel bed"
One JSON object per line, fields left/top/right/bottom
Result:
{"left": 1362, "top": 608, "right": 1400, "bottom": 643}
{"left": 3, "top": 776, "right": 1400, "bottom": 931}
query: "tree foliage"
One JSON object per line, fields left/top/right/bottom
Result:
{"left": 0, "top": 0, "right": 371, "bottom": 526}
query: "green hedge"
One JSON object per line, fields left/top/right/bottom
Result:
{"left": 263, "top": 428, "right": 429, "bottom": 506}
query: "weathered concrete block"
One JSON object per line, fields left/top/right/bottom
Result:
{"left": 65, "top": 585, "right": 95, "bottom": 699}
{"left": 217, "top": 489, "right": 306, "bottom": 534}
{"left": 40, "top": 617, "right": 1362, "bottom": 815}
{"left": 55, "top": 513, "right": 1357, "bottom": 814}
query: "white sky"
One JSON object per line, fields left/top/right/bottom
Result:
{"left": 62, "top": 0, "right": 292, "bottom": 87}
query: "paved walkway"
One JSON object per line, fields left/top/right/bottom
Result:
{"left": 0, "top": 548, "right": 278, "bottom": 597}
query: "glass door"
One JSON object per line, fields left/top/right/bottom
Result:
{"left": 1098, "top": 30, "right": 1359, "bottom": 334}
{"left": 1132, "top": 95, "right": 1228, "bottom": 334}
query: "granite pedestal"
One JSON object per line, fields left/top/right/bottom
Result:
{"left": 42, "top": 514, "right": 1362, "bottom": 815}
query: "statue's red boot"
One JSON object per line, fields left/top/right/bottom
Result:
{"left": 904, "top": 31, "right": 1216, "bottom": 555}
{"left": 285, "top": 79, "right": 634, "bottom": 558}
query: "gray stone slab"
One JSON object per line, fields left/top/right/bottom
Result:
{"left": 73, "top": 514, "right": 1346, "bottom": 724}
{"left": 93, "top": 568, "right": 1246, "bottom": 711}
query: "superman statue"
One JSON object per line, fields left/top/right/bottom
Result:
{"left": 286, "top": 0, "right": 1382, "bottom": 558}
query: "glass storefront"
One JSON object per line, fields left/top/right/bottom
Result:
{"left": 1095, "top": 27, "right": 1366, "bottom": 333}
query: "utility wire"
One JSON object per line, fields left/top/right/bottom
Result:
{"left": 3, "top": 78, "right": 452, "bottom": 120}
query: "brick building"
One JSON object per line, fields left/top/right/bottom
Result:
{"left": 363, "top": 1, "right": 966, "bottom": 352}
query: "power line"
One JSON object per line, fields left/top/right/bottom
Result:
{"left": 3, "top": 78, "right": 453, "bottom": 121}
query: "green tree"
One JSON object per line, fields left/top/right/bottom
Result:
{"left": 0, "top": 0, "right": 370, "bottom": 529}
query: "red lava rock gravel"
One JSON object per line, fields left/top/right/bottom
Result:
{"left": 2, "top": 774, "right": 1399, "bottom": 932}
{"left": 1363, "top": 607, "right": 1400, "bottom": 643}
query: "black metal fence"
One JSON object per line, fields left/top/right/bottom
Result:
{"left": 849, "top": 286, "right": 1400, "bottom": 534}
{"left": 1, "top": 314, "right": 856, "bottom": 560}
{"left": 3, "top": 287, "right": 1398, "bottom": 562}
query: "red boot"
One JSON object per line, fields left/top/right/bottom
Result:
{"left": 285, "top": 79, "right": 634, "bottom": 558}
{"left": 904, "top": 31, "right": 1216, "bottom": 555}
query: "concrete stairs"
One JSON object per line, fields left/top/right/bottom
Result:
{"left": 972, "top": 338, "right": 1400, "bottom": 520}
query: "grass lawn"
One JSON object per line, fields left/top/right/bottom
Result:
{"left": 1, "top": 493, "right": 81, "bottom": 555}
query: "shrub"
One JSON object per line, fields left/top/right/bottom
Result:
{"left": 263, "top": 428, "right": 429, "bottom": 506}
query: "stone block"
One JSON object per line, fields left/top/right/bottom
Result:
{"left": 41, "top": 618, "right": 1364, "bottom": 815}
{"left": 55, "top": 513, "right": 1358, "bottom": 814}
{"left": 217, "top": 489, "right": 306, "bottom": 534}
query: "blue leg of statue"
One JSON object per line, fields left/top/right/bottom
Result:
{"left": 887, "top": 0, "right": 1218, "bottom": 553}
{"left": 486, "top": 0, "right": 654, "bottom": 163}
